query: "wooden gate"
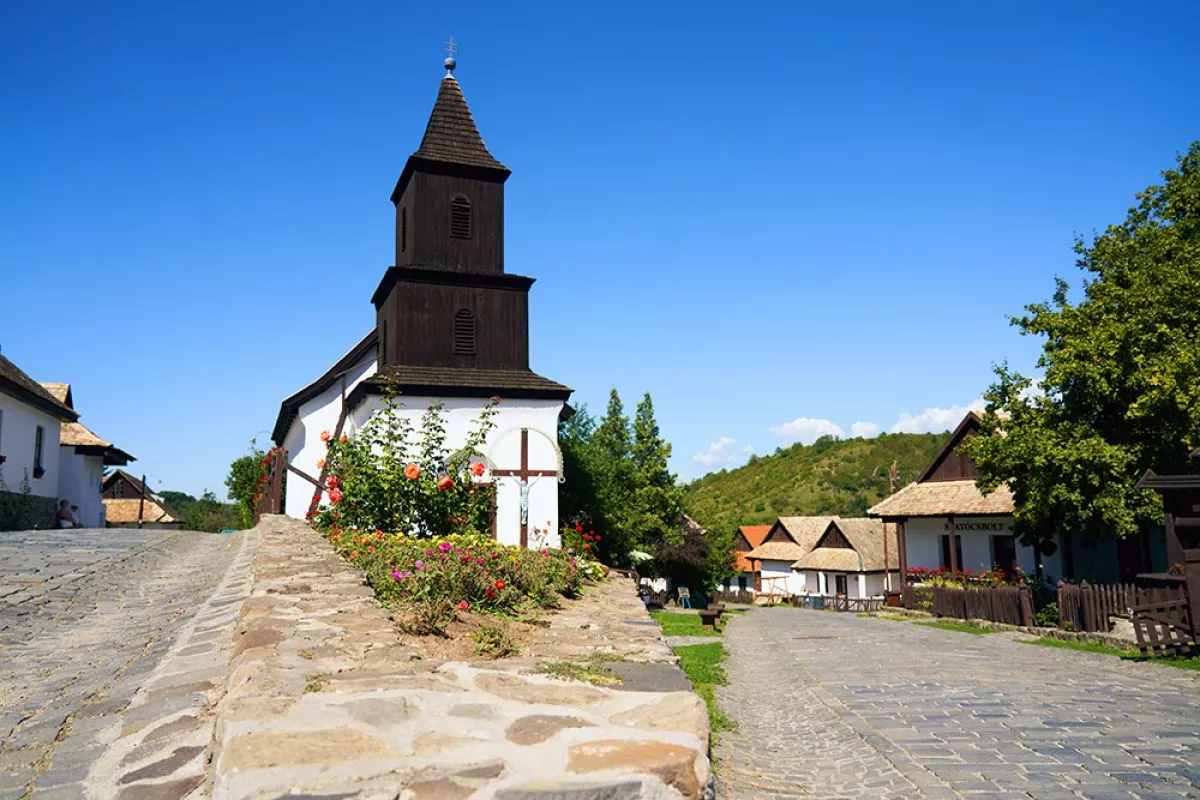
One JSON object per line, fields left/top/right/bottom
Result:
{"left": 1131, "top": 549, "right": 1199, "bottom": 656}
{"left": 253, "top": 449, "right": 285, "bottom": 523}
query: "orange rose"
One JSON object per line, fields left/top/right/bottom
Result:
{"left": 320, "top": 430, "right": 331, "bottom": 443}
{"left": 437, "top": 475, "right": 453, "bottom": 491}
{"left": 316, "top": 458, "right": 325, "bottom": 469}
{"left": 404, "top": 463, "right": 420, "bottom": 480}
{"left": 470, "top": 461, "right": 486, "bottom": 477}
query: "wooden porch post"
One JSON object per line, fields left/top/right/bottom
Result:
{"left": 882, "top": 520, "right": 890, "bottom": 592}
{"left": 896, "top": 518, "right": 908, "bottom": 585}
{"left": 948, "top": 514, "right": 959, "bottom": 575}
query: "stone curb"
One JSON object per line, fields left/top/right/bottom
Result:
{"left": 84, "top": 528, "right": 259, "bottom": 799}
{"left": 208, "top": 515, "right": 711, "bottom": 799}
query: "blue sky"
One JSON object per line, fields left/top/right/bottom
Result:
{"left": 3, "top": 1, "right": 1198, "bottom": 498}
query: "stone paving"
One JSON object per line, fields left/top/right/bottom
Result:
{"left": 715, "top": 607, "right": 1200, "bottom": 799}
{"left": 0, "top": 528, "right": 244, "bottom": 799}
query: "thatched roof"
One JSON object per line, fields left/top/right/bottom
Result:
{"left": 867, "top": 479, "right": 1013, "bottom": 518}
{"left": 746, "top": 516, "right": 835, "bottom": 563}
{"left": 103, "top": 497, "right": 179, "bottom": 524}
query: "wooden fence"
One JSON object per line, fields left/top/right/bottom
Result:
{"left": 712, "top": 589, "right": 755, "bottom": 605}
{"left": 818, "top": 595, "right": 884, "bottom": 613}
{"left": 903, "top": 585, "right": 1033, "bottom": 626}
{"left": 1057, "top": 581, "right": 1189, "bottom": 633}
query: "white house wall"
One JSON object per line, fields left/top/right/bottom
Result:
{"left": 282, "top": 351, "right": 378, "bottom": 519}
{"left": 57, "top": 449, "right": 106, "bottom": 528}
{"left": 758, "top": 560, "right": 802, "bottom": 595}
{"left": 0, "top": 394, "right": 62, "bottom": 500}
{"left": 350, "top": 395, "right": 565, "bottom": 549}
{"left": 904, "top": 516, "right": 1063, "bottom": 580}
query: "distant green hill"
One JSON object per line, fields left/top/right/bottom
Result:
{"left": 682, "top": 432, "right": 947, "bottom": 535}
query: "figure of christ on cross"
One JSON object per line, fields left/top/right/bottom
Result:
{"left": 491, "top": 428, "right": 559, "bottom": 547}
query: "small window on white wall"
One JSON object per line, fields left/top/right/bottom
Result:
{"left": 34, "top": 425, "right": 44, "bottom": 477}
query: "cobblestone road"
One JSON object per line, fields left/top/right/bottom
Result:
{"left": 715, "top": 608, "right": 1200, "bottom": 800}
{"left": 0, "top": 529, "right": 242, "bottom": 799}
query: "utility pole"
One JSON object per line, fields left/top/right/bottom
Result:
{"left": 138, "top": 473, "right": 147, "bottom": 529}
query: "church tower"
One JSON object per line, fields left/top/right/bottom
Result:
{"left": 370, "top": 55, "right": 565, "bottom": 391}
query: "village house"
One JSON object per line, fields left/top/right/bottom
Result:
{"left": 722, "top": 524, "right": 770, "bottom": 593}
{"left": 790, "top": 517, "right": 899, "bottom": 598}
{"left": 745, "top": 517, "right": 834, "bottom": 597}
{"left": 868, "top": 411, "right": 1165, "bottom": 583}
{"left": 272, "top": 56, "right": 571, "bottom": 548}
{"left": 40, "top": 383, "right": 135, "bottom": 529}
{"left": 102, "top": 469, "right": 180, "bottom": 529}
{"left": 0, "top": 354, "right": 77, "bottom": 528}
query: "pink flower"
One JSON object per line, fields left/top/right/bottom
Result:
{"left": 392, "top": 571, "right": 403, "bottom": 580}
{"left": 414, "top": 560, "right": 424, "bottom": 569}
{"left": 437, "top": 541, "right": 452, "bottom": 552}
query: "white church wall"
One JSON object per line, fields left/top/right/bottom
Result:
{"left": 350, "top": 395, "right": 565, "bottom": 548}
{"left": 57, "top": 448, "right": 106, "bottom": 528}
{"left": 0, "top": 394, "right": 62, "bottom": 499}
{"left": 282, "top": 351, "right": 378, "bottom": 519}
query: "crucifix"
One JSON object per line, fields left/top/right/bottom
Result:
{"left": 491, "top": 428, "right": 558, "bottom": 547}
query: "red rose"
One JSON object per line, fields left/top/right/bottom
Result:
{"left": 494, "top": 580, "right": 506, "bottom": 590}
{"left": 329, "top": 488, "right": 344, "bottom": 504}
{"left": 437, "top": 475, "right": 453, "bottom": 491}
{"left": 575, "top": 523, "right": 583, "bottom": 533}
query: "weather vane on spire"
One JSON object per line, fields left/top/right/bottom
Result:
{"left": 443, "top": 36, "right": 458, "bottom": 74}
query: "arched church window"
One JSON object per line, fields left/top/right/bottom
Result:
{"left": 454, "top": 309, "right": 476, "bottom": 355}
{"left": 450, "top": 195, "right": 472, "bottom": 240}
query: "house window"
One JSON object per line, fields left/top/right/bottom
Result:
{"left": 453, "top": 309, "right": 476, "bottom": 355}
{"left": 34, "top": 425, "right": 44, "bottom": 477}
{"left": 992, "top": 534, "right": 1017, "bottom": 576}
{"left": 400, "top": 207, "right": 407, "bottom": 253}
{"left": 940, "top": 535, "right": 964, "bottom": 571}
{"left": 737, "top": 575, "right": 747, "bottom": 591}
{"left": 449, "top": 195, "right": 472, "bottom": 239}
{"left": 835, "top": 574, "right": 848, "bottom": 596}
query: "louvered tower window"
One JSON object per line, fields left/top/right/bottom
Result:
{"left": 449, "top": 195, "right": 472, "bottom": 239}
{"left": 454, "top": 309, "right": 477, "bottom": 355}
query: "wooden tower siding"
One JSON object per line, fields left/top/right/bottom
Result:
{"left": 394, "top": 171, "right": 505, "bottom": 274}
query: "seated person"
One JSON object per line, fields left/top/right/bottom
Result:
{"left": 57, "top": 500, "right": 82, "bottom": 529}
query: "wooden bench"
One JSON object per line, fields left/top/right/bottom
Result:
{"left": 699, "top": 606, "right": 724, "bottom": 629}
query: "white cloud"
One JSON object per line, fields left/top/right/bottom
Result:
{"left": 889, "top": 399, "right": 985, "bottom": 434}
{"left": 850, "top": 421, "right": 881, "bottom": 439}
{"left": 694, "top": 437, "right": 739, "bottom": 466}
{"left": 770, "top": 417, "right": 844, "bottom": 444}
{"left": 741, "top": 444, "right": 754, "bottom": 453}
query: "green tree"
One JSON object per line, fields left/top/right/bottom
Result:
{"left": 179, "top": 490, "right": 241, "bottom": 532}
{"left": 631, "top": 392, "right": 683, "bottom": 549}
{"left": 963, "top": 142, "right": 1200, "bottom": 546}
{"left": 225, "top": 442, "right": 266, "bottom": 529}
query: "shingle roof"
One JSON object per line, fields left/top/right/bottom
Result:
{"left": 40, "top": 382, "right": 73, "bottom": 408}
{"left": 0, "top": 356, "right": 77, "bottom": 421}
{"left": 791, "top": 518, "right": 898, "bottom": 573}
{"left": 103, "top": 498, "right": 179, "bottom": 524}
{"left": 59, "top": 422, "right": 134, "bottom": 465}
{"left": 368, "top": 366, "right": 572, "bottom": 397}
{"left": 867, "top": 479, "right": 1014, "bottom": 518}
{"left": 793, "top": 547, "right": 862, "bottom": 572}
{"left": 745, "top": 540, "right": 808, "bottom": 562}
{"left": 412, "top": 76, "right": 508, "bottom": 172}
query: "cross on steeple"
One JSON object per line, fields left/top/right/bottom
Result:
{"left": 443, "top": 36, "right": 458, "bottom": 74}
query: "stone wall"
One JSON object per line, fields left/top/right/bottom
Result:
{"left": 0, "top": 491, "right": 57, "bottom": 531}
{"left": 210, "top": 515, "right": 711, "bottom": 799}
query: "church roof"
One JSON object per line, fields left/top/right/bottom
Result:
{"left": 272, "top": 330, "right": 379, "bottom": 445}
{"left": 0, "top": 355, "right": 78, "bottom": 422}
{"left": 412, "top": 75, "right": 508, "bottom": 172}
{"left": 361, "top": 365, "right": 572, "bottom": 400}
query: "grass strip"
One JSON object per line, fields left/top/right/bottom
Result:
{"left": 650, "top": 610, "right": 722, "bottom": 637}
{"left": 1019, "top": 636, "right": 1200, "bottom": 671}
{"left": 913, "top": 620, "right": 999, "bottom": 635}
{"left": 673, "top": 642, "right": 736, "bottom": 732}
